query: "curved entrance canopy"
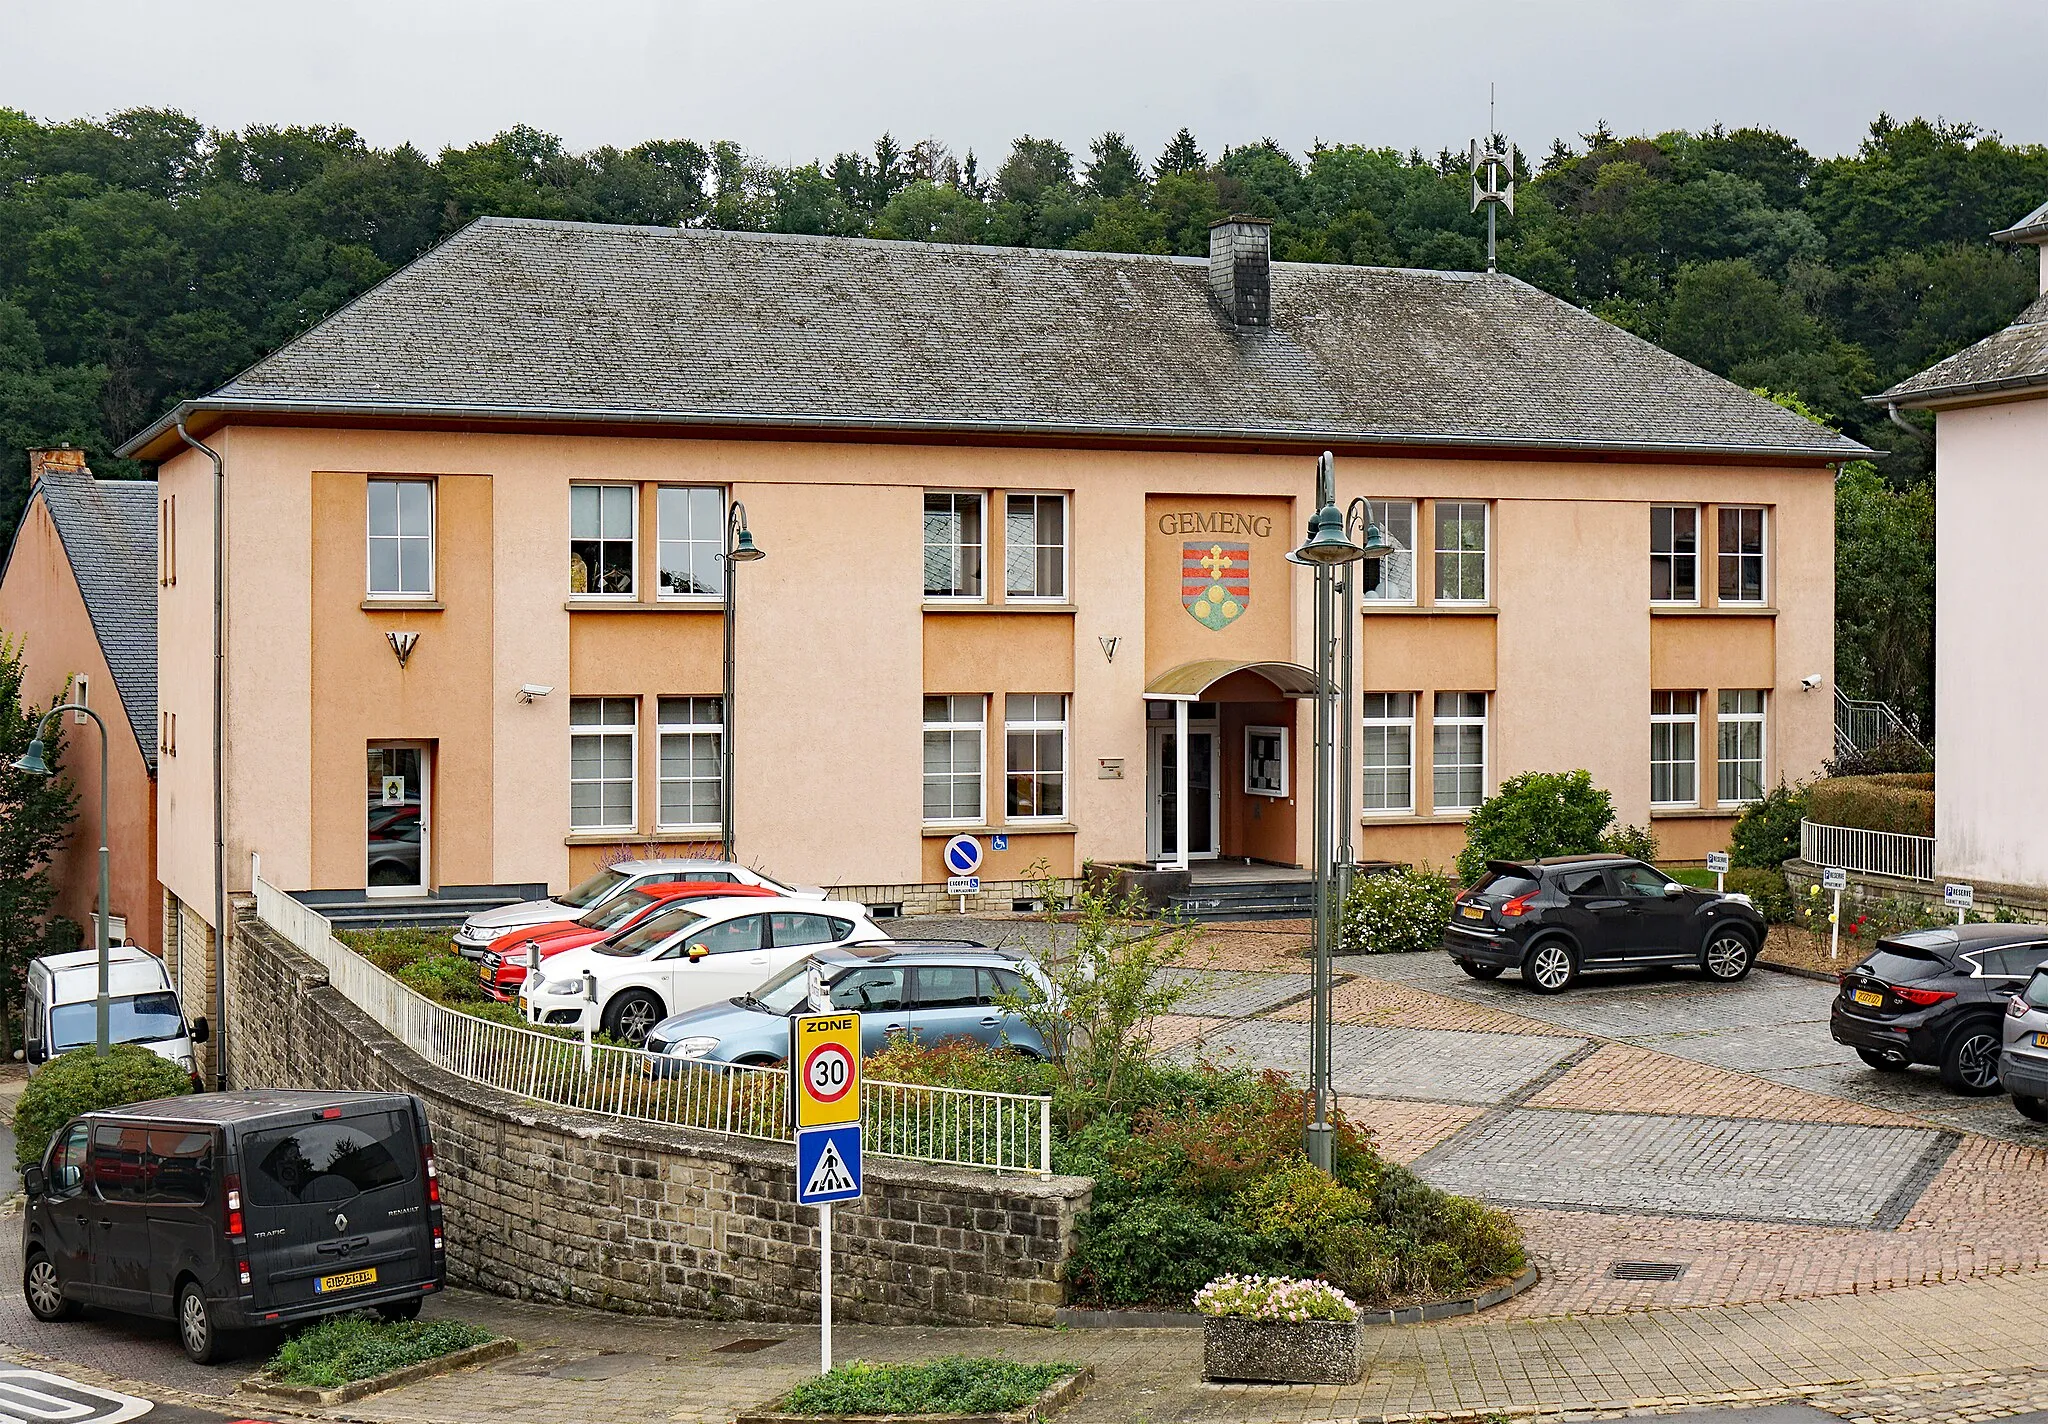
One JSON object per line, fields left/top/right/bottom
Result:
{"left": 1142, "top": 659, "right": 1322, "bottom": 701}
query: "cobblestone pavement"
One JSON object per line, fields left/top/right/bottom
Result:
{"left": 1170, "top": 1017, "right": 1592, "bottom": 1104}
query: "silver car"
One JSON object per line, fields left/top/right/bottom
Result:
{"left": 1999, "top": 966, "right": 2048, "bottom": 1123}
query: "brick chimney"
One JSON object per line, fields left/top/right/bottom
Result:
{"left": 1209, "top": 216, "right": 1273, "bottom": 327}
{"left": 28, "top": 446, "right": 89, "bottom": 481}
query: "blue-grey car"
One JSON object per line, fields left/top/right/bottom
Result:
{"left": 642, "top": 941, "right": 1048, "bottom": 1067}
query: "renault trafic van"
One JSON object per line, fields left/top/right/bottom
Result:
{"left": 23, "top": 946, "right": 207, "bottom": 1082}
{"left": 21, "top": 1090, "right": 446, "bottom": 1363}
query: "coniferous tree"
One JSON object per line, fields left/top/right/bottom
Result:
{"left": 1084, "top": 132, "right": 1144, "bottom": 199}
{"left": 1152, "top": 127, "right": 1207, "bottom": 178}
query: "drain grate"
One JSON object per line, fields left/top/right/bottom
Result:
{"left": 713, "top": 1338, "right": 786, "bottom": 1355}
{"left": 1609, "top": 1260, "right": 1688, "bottom": 1282}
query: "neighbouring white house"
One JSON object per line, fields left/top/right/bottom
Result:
{"left": 1877, "top": 195, "right": 2048, "bottom": 889}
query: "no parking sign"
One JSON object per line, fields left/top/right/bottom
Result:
{"left": 942, "top": 834, "right": 983, "bottom": 877}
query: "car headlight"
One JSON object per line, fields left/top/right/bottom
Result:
{"left": 538, "top": 977, "right": 584, "bottom": 997}
{"left": 669, "top": 1037, "right": 720, "bottom": 1060}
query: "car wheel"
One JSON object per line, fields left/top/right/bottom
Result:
{"left": 2013, "top": 1094, "right": 2048, "bottom": 1123}
{"left": 177, "top": 1280, "right": 226, "bottom": 1364}
{"left": 1701, "top": 928, "right": 1755, "bottom": 982}
{"left": 23, "top": 1252, "right": 78, "bottom": 1322}
{"left": 1522, "top": 940, "right": 1577, "bottom": 994}
{"left": 1456, "top": 960, "right": 1505, "bottom": 980}
{"left": 377, "top": 1297, "right": 424, "bottom": 1323}
{"left": 1856, "top": 1046, "right": 1909, "bottom": 1073}
{"left": 603, "top": 990, "right": 664, "bottom": 1046}
{"left": 1938, "top": 1024, "right": 2004, "bottom": 1095}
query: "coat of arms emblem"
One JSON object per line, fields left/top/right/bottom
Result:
{"left": 1183, "top": 541, "right": 1250, "bottom": 630}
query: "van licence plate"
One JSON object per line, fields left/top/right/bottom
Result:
{"left": 316, "top": 1267, "right": 378, "bottom": 1294}
{"left": 1853, "top": 989, "right": 1883, "bottom": 1007}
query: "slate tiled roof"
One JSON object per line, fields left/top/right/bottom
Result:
{"left": 1879, "top": 291, "right": 2048, "bottom": 408}
{"left": 35, "top": 471, "right": 158, "bottom": 771}
{"left": 125, "top": 218, "right": 1864, "bottom": 462}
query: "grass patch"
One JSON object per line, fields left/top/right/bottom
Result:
{"left": 780, "top": 1358, "right": 1079, "bottom": 1416}
{"left": 1663, "top": 866, "right": 1719, "bottom": 888}
{"left": 262, "top": 1312, "right": 495, "bottom": 1388}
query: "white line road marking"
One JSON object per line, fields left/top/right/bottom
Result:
{"left": 0, "top": 1368, "right": 152, "bottom": 1422}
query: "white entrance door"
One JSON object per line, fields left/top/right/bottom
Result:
{"left": 366, "top": 743, "right": 430, "bottom": 897}
{"left": 1147, "top": 725, "right": 1220, "bottom": 862}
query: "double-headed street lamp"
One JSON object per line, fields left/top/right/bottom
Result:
{"left": 1287, "top": 452, "right": 1394, "bottom": 1172}
{"left": 13, "top": 700, "right": 113, "bottom": 1056}
{"left": 720, "top": 502, "right": 767, "bottom": 865}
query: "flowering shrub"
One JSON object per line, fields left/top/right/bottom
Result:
{"left": 1194, "top": 1274, "right": 1358, "bottom": 1323}
{"left": 1338, "top": 865, "right": 1458, "bottom": 956}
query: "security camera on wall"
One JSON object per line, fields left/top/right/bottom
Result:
{"left": 1800, "top": 674, "right": 1824, "bottom": 691}
{"left": 517, "top": 683, "right": 554, "bottom": 703}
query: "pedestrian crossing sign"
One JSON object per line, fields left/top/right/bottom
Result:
{"left": 796, "top": 1123, "right": 864, "bottom": 1205}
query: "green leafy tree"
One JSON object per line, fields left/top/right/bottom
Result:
{"left": 1455, "top": 770, "right": 1617, "bottom": 883}
{"left": 0, "top": 635, "right": 76, "bottom": 1054}
{"left": 1835, "top": 460, "right": 1935, "bottom": 728}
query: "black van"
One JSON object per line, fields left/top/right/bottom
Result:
{"left": 20, "top": 1089, "right": 446, "bottom": 1363}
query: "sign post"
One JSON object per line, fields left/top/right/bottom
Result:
{"left": 791, "top": 1011, "right": 864, "bottom": 1375}
{"left": 1822, "top": 866, "right": 1848, "bottom": 959}
{"left": 1944, "top": 882, "right": 1974, "bottom": 926}
{"left": 1705, "top": 850, "right": 1730, "bottom": 894}
{"left": 942, "top": 834, "right": 984, "bottom": 913}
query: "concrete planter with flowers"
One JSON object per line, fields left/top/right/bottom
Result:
{"left": 1195, "top": 1275, "right": 1361, "bottom": 1385}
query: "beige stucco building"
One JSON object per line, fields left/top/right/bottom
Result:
{"left": 119, "top": 216, "right": 1856, "bottom": 956}
{"left": 1880, "top": 195, "right": 2048, "bottom": 889}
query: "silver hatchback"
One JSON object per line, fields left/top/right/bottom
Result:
{"left": 1998, "top": 967, "right": 2048, "bottom": 1123}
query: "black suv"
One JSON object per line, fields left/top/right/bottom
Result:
{"left": 1442, "top": 855, "right": 1768, "bottom": 993}
{"left": 1830, "top": 925, "right": 2048, "bottom": 1094}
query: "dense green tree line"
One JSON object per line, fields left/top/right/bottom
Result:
{"left": 4, "top": 108, "right": 2042, "bottom": 723}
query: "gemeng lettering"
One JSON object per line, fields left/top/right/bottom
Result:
{"left": 1157, "top": 511, "right": 1274, "bottom": 538}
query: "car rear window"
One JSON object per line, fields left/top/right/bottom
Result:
{"left": 244, "top": 1109, "right": 419, "bottom": 1206}
{"left": 1861, "top": 945, "right": 1950, "bottom": 983}
{"left": 1469, "top": 872, "right": 1538, "bottom": 899}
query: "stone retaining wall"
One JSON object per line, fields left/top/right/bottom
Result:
{"left": 229, "top": 907, "right": 1091, "bottom": 1325}
{"left": 1784, "top": 859, "right": 2048, "bottom": 922}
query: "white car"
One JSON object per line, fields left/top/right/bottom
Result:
{"left": 519, "top": 896, "right": 885, "bottom": 1043}
{"left": 24, "top": 946, "right": 207, "bottom": 1081}
{"left": 453, "top": 859, "right": 823, "bottom": 957}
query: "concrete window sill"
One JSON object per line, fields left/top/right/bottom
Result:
{"left": 564, "top": 599, "right": 723, "bottom": 614}
{"left": 918, "top": 823, "right": 1078, "bottom": 837}
{"left": 1359, "top": 605, "right": 1496, "bottom": 617}
{"left": 1650, "top": 606, "right": 1778, "bottom": 617}
{"left": 1649, "top": 807, "right": 1743, "bottom": 819}
{"left": 922, "top": 603, "right": 1079, "bottom": 615}
{"left": 361, "top": 599, "right": 444, "bottom": 612}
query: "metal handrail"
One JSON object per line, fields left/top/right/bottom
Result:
{"left": 1799, "top": 819, "right": 1934, "bottom": 883}
{"left": 1834, "top": 689, "right": 1929, "bottom": 759}
{"left": 250, "top": 870, "right": 1053, "bottom": 1176}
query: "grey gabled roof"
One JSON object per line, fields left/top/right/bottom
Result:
{"left": 1877, "top": 291, "right": 2048, "bottom": 409}
{"left": 1993, "top": 198, "right": 2048, "bottom": 245}
{"left": 30, "top": 471, "right": 158, "bottom": 771}
{"left": 123, "top": 217, "right": 1864, "bottom": 463}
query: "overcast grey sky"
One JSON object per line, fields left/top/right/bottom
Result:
{"left": 5, "top": 0, "right": 2043, "bottom": 167}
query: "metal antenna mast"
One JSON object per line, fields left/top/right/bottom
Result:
{"left": 1469, "top": 90, "right": 1514, "bottom": 273}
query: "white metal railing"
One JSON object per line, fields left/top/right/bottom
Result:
{"left": 251, "top": 872, "right": 1052, "bottom": 1176}
{"left": 1835, "top": 689, "right": 1930, "bottom": 759}
{"left": 1800, "top": 819, "right": 1935, "bottom": 882}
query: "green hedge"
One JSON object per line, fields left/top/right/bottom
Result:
{"left": 263, "top": 1314, "right": 494, "bottom": 1388}
{"left": 1339, "top": 865, "right": 1458, "bottom": 955}
{"left": 15, "top": 1045, "right": 194, "bottom": 1173}
{"left": 781, "top": 1359, "right": 1078, "bottom": 1416}
{"left": 1806, "top": 775, "right": 1933, "bottom": 837}
{"left": 1723, "top": 867, "right": 1793, "bottom": 923}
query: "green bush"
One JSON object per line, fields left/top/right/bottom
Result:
{"left": 1454, "top": 770, "right": 1616, "bottom": 884}
{"left": 781, "top": 1358, "right": 1078, "bottom": 1416}
{"left": 1599, "top": 823, "right": 1660, "bottom": 862}
{"left": 1730, "top": 782, "right": 1808, "bottom": 868}
{"left": 262, "top": 1313, "right": 494, "bottom": 1388}
{"left": 1807, "top": 775, "right": 1933, "bottom": 837}
{"left": 1723, "top": 867, "right": 1793, "bottom": 923}
{"left": 1824, "top": 737, "right": 1933, "bottom": 776}
{"left": 1338, "top": 865, "right": 1458, "bottom": 955}
{"left": 341, "top": 927, "right": 456, "bottom": 973}
{"left": 15, "top": 1044, "right": 194, "bottom": 1173}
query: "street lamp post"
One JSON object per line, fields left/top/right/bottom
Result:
{"left": 1286, "top": 454, "right": 1393, "bottom": 1172}
{"left": 720, "top": 502, "right": 767, "bottom": 865}
{"left": 14, "top": 701, "right": 113, "bottom": 1055}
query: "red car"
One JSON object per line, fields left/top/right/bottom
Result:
{"left": 476, "top": 881, "right": 777, "bottom": 1000}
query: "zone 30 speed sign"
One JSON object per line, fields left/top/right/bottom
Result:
{"left": 790, "top": 1011, "right": 862, "bottom": 1129}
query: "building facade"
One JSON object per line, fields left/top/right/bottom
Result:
{"left": 1881, "top": 196, "right": 2048, "bottom": 889}
{"left": 120, "top": 217, "right": 1857, "bottom": 933}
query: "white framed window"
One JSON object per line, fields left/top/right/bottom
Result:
{"left": 570, "top": 484, "right": 636, "bottom": 596}
{"left": 1433, "top": 502, "right": 1488, "bottom": 603}
{"left": 1650, "top": 690, "right": 1699, "bottom": 806}
{"left": 657, "top": 696, "right": 724, "bottom": 830}
{"left": 367, "top": 479, "right": 434, "bottom": 598}
{"left": 923, "top": 492, "right": 985, "bottom": 600}
{"left": 1005, "top": 493, "right": 1067, "bottom": 601}
{"left": 1004, "top": 693, "right": 1067, "bottom": 820}
{"left": 1650, "top": 505, "right": 1700, "bottom": 604}
{"left": 1432, "top": 691, "right": 1488, "bottom": 812}
{"left": 656, "top": 487, "right": 725, "bottom": 599}
{"left": 1361, "top": 693, "right": 1415, "bottom": 812}
{"left": 1718, "top": 690, "right": 1767, "bottom": 804}
{"left": 570, "top": 697, "right": 637, "bottom": 831}
{"left": 1245, "top": 725, "right": 1289, "bottom": 797}
{"left": 922, "top": 694, "right": 985, "bottom": 822}
{"left": 1358, "top": 499, "right": 1416, "bottom": 604}
{"left": 1718, "top": 506, "right": 1767, "bottom": 604}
